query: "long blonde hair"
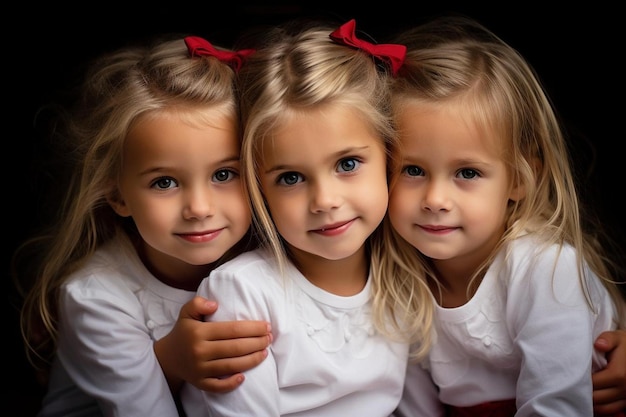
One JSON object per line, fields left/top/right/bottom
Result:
{"left": 389, "top": 15, "right": 625, "bottom": 327}
{"left": 236, "top": 19, "right": 434, "bottom": 359}
{"left": 14, "top": 34, "right": 253, "bottom": 370}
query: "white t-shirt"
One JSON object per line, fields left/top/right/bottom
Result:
{"left": 39, "top": 234, "right": 195, "bottom": 417}
{"left": 397, "top": 234, "right": 620, "bottom": 417}
{"left": 182, "top": 248, "right": 409, "bottom": 417}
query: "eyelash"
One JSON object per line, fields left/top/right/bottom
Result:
{"left": 275, "top": 157, "right": 362, "bottom": 186}
{"left": 149, "top": 169, "right": 239, "bottom": 190}
{"left": 401, "top": 166, "right": 481, "bottom": 179}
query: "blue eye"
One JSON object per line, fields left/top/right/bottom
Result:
{"left": 403, "top": 165, "right": 424, "bottom": 177}
{"left": 458, "top": 169, "right": 479, "bottom": 179}
{"left": 151, "top": 177, "right": 178, "bottom": 190}
{"left": 277, "top": 172, "right": 303, "bottom": 186}
{"left": 338, "top": 158, "right": 359, "bottom": 172}
{"left": 213, "top": 169, "right": 237, "bottom": 183}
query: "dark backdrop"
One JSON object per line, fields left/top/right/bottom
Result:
{"left": 8, "top": 3, "right": 623, "bottom": 415}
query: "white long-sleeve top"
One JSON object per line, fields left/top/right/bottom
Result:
{"left": 181, "top": 248, "right": 409, "bottom": 417}
{"left": 397, "top": 233, "right": 620, "bottom": 417}
{"left": 39, "top": 235, "right": 195, "bottom": 417}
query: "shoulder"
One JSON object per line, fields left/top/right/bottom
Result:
{"left": 61, "top": 237, "right": 146, "bottom": 299}
{"left": 200, "top": 248, "right": 285, "bottom": 295}
{"left": 503, "top": 233, "right": 577, "bottom": 268}
{"left": 198, "top": 248, "right": 285, "bottom": 320}
{"left": 496, "top": 233, "right": 594, "bottom": 294}
{"left": 213, "top": 247, "right": 279, "bottom": 277}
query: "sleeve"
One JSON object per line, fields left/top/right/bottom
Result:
{"left": 506, "top": 244, "right": 600, "bottom": 417}
{"left": 187, "top": 267, "right": 281, "bottom": 417}
{"left": 56, "top": 278, "right": 179, "bottom": 417}
{"left": 393, "top": 360, "right": 444, "bottom": 417}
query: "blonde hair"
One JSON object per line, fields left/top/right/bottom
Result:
{"left": 237, "top": 20, "right": 434, "bottom": 359}
{"left": 14, "top": 34, "right": 253, "bottom": 370}
{"left": 389, "top": 15, "right": 625, "bottom": 327}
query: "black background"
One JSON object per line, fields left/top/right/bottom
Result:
{"left": 7, "top": 3, "right": 623, "bottom": 415}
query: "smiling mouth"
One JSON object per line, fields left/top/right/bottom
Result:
{"left": 313, "top": 219, "right": 355, "bottom": 235}
{"left": 318, "top": 220, "right": 351, "bottom": 232}
{"left": 419, "top": 225, "right": 457, "bottom": 233}
{"left": 177, "top": 228, "right": 224, "bottom": 242}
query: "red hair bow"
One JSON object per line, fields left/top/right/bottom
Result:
{"left": 329, "top": 19, "right": 406, "bottom": 76}
{"left": 184, "top": 36, "right": 254, "bottom": 72}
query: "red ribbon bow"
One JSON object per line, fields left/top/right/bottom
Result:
{"left": 329, "top": 19, "right": 406, "bottom": 76}
{"left": 184, "top": 36, "right": 254, "bottom": 72}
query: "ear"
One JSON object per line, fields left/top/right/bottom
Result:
{"left": 106, "top": 187, "right": 132, "bottom": 217}
{"left": 508, "top": 180, "right": 525, "bottom": 202}
{"left": 509, "top": 157, "right": 539, "bottom": 202}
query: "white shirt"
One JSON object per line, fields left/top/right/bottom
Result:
{"left": 39, "top": 234, "right": 195, "bottom": 417}
{"left": 397, "top": 234, "right": 619, "bottom": 417}
{"left": 182, "top": 248, "right": 409, "bottom": 417}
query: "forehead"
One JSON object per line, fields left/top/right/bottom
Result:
{"left": 397, "top": 99, "right": 503, "bottom": 152}
{"left": 133, "top": 105, "right": 235, "bottom": 131}
{"left": 260, "top": 104, "right": 383, "bottom": 162}
{"left": 123, "top": 108, "right": 239, "bottom": 164}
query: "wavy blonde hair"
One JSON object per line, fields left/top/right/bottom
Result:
{"left": 14, "top": 34, "right": 255, "bottom": 370}
{"left": 236, "top": 19, "right": 434, "bottom": 360}
{"left": 389, "top": 15, "right": 625, "bottom": 330}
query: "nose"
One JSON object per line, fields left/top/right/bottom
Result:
{"left": 309, "top": 178, "right": 342, "bottom": 213}
{"left": 421, "top": 179, "right": 452, "bottom": 212}
{"left": 182, "top": 185, "right": 214, "bottom": 220}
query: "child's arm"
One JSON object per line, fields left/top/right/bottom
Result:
{"left": 593, "top": 330, "right": 626, "bottom": 416}
{"left": 155, "top": 296, "right": 271, "bottom": 394}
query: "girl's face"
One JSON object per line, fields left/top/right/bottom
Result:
{"left": 389, "top": 101, "right": 519, "bottom": 278}
{"left": 259, "top": 105, "right": 388, "bottom": 268}
{"left": 110, "top": 110, "right": 251, "bottom": 287}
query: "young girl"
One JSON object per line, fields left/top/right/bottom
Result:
{"left": 387, "top": 15, "right": 626, "bottom": 417}
{"left": 15, "top": 34, "right": 272, "bottom": 416}
{"left": 181, "top": 19, "right": 434, "bottom": 416}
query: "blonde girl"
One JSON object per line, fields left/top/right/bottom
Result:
{"left": 387, "top": 15, "right": 626, "bottom": 417}
{"left": 182, "top": 19, "right": 435, "bottom": 416}
{"left": 16, "top": 34, "right": 271, "bottom": 416}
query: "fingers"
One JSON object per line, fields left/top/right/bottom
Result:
{"left": 197, "top": 373, "right": 246, "bottom": 394}
{"left": 200, "top": 320, "right": 272, "bottom": 341}
{"left": 593, "top": 398, "right": 626, "bottom": 416}
{"left": 199, "top": 349, "right": 269, "bottom": 381}
{"left": 592, "top": 369, "right": 613, "bottom": 391}
{"left": 179, "top": 296, "right": 218, "bottom": 320}
{"left": 192, "top": 350, "right": 269, "bottom": 393}
{"left": 199, "top": 334, "right": 272, "bottom": 361}
{"left": 593, "top": 383, "right": 626, "bottom": 415}
{"left": 592, "top": 329, "right": 626, "bottom": 416}
{"left": 594, "top": 330, "right": 622, "bottom": 353}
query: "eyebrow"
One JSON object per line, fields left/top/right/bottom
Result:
{"left": 263, "top": 145, "right": 370, "bottom": 174}
{"left": 220, "top": 154, "right": 242, "bottom": 164}
{"left": 137, "top": 154, "right": 241, "bottom": 176}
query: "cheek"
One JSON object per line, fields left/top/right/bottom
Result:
{"left": 227, "top": 195, "right": 252, "bottom": 225}
{"left": 388, "top": 186, "right": 407, "bottom": 212}
{"left": 464, "top": 189, "right": 509, "bottom": 228}
{"left": 366, "top": 178, "right": 389, "bottom": 220}
{"left": 131, "top": 204, "right": 171, "bottom": 237}
{"left": 387, "top": 188, "right": 413, "bottom": 229}
{"left": 264, "top": 194, "right": 297, "bottom": 233}
{"left": 262, "top": 189, "right": 283, "bottom": 216}
{"left": 387, "top": 193, "right": 402, "bottom": 227}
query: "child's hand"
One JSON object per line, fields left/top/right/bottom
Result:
{"left": 155, "top": 296, "right": 272, "bottom": 394}
{"left": 593, "top": 330, "right": 626, "bottom": 416}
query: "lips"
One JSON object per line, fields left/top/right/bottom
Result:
{"left": 419, "top": 224, "right": 457, "bottom": 234}
{"left": 177, "top": 228, "right": 223, "bottom": 243}
{"left": 312, "top": 219, "right": 355, "bottom": 236}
